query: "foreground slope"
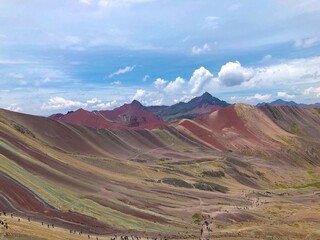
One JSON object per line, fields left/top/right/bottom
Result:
{"left": 1, "top": 106, "right": 320, "bottom": 239}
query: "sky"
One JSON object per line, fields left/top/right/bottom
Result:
{"left": 1, "top": 0, "right": 320, "bottom": 115}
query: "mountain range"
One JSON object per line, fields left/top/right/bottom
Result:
{"left": 50, "top": 92, "right": 230, "bottom": 128}
{"left": 50, "top": 92, "right": 320, "bottom": 130}
{"left": 257, "top": 98, "right": 320, "bottom": 107}
{"left": 1, "top": 93, "right": 320, "bottom": 239}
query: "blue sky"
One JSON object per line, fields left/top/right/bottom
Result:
{"left": 1, "top": 0, "right": 320, "bottom": 115}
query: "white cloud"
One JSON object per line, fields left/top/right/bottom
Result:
{"left": 218, "top": 61, "right": 254, "bottom": 86}
{"left": 142, "top": 74, "right": 149, "bottom": 82}
{"left": 41, "top": 97, "right": 87, "bottom": 110}
{"left": 111, "top": 80, "right": 122, "bottom": 86}
{"left": 244, "top": 56, "right": 320, "bottom": 88}
{"left": 153, "top": 78, "right": 167, "bottom": 89}
{"left": 294, "top": 36, "right": 320, "bottom": 48}
{"left": 230, "top": 96, "right": 237, "bottom": 100}
{"left": 246, "top": 93, "right": 272, "bottom": 101}
{"left": 35, "top": 77, "right": 56, "bottom": 86}
{"left": 189, "top": 66, "right": 214, "bottom": 94}
{"left": 277, "top": 91, "right": 295, "bottom": 99}
{"left": 109, "top": 65, "right": 135, "bottom": 78}
{"left": 149, "top": 98, "right": 163, "bottom": 105}
{"left": 86, "top": 98, "right": 102, "bottom": 104}
{"left": 303, "top": 87, "right": 320, "bottom": 97}
{"left": 261, "top": 54, "right": 272, "bottom": 62}
{"left": 5, "top": 104, "right": 21, "bottom": 112}
{"left": 132, "top": 89, "right": 146, "bottom": 101}
{"left": 191, "top": 43, "right": 210, "bottom": 55}
{"left": 173, "top": 95, "right": 194, "bottom": 103}
{"left": 164, "top": 77, "right": 185, "bottom": 93}
{"left": 93, "top": 100, "right": 117, "bottom": 109}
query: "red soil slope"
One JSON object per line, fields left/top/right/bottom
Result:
{"left": 176, "top": 104, "right": 294, "bottom": 153}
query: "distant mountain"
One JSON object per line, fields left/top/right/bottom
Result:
{"left": 98, "top": 100, "right": 165, "bottom": 128}
{"left": 257, "top": 99, "right": 298, "bottom": 107}
{"left": 147, "top": 92, "right": 230, "bottom": 122}
{"left": 257, "top": 99, "right": 320, "bottom": 108}
{"left": 50, "top": 93, "right": 231, "bottom": 127}
{"left": 50, "top": 100, "right": 166, "bottom": 129}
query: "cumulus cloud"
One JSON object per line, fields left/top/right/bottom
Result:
{"left": 41, "top": 96, "right": 120, "bottom": 111}
{"left": 109, "top": 65, "right": 135, "bottom": 78}
{"left": 294, "top": 36, "right": 320, "bottom": 48}
{"left": 93, "top": 100, "right": 117, "bottom": 109}
{"left": 189, "top": 66, "right": 214, "bottom": 94}
{"left": 153, "top": 78, "right": 167, "bottom": 89}
{"left": 86, "top": 98, "right": 101, "bottom": 104}
{"left": 243, "top": 56, "right": 320, "bottom": 88}
{"left": 246, "top": 93, "right": 272, "bottom": 101}
{"left": 303, "top": 87, "right": 320, "bottom": 97}
{"left": 192, "top": 43, "right": 210, "bottom": 55}
{"left": 164, "top": 77, "right": 185, "bottom": 93}
{"left": 41, "top": 97, "right": 87, "bottom": 110}
{"left": 5, "top": 104, "right": 21, "bottom": 112}
{"left": 173, "top": 95, "right": 194, "bottom": 103}
{"left": 277, "top": 91, "right": 295, "bottom": 99}
{"left": 218, "top": 61, "right": 254, "bottom": 86}
{"left": 132, "top": 89, "right": 146, "bottom": 101}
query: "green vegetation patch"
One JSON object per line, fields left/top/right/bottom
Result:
{"left": 289, "top": 123, "right": 303, "bottom": 135}
{"left": 192, "top": 212, "right": 201, "bottom": 224}
{"left": 194, "top": 182, "right": 229, "bottom": 193}
{"left": 12, "top": 122, "right": 35, "bottom": 138}
{"left": 202, "top": 170, "right": 225, "bottom": 178}
{"left": 293, "top": 182, "right": 320, "bottom": 189}
{"left": 159, "top": 178, "right": 193, "bottom": 188}
{"left": 226, "top": 157, "right": 249, "bottom": 168}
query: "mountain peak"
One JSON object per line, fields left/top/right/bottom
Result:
{"left": 130, "top": 100, "right": 143, "bottom": 108}
{"left": 189, "top": 92, "right": 230, "bottom": 107}
{"left": 200, "top": 92, "right": 213, "bottom": 99}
